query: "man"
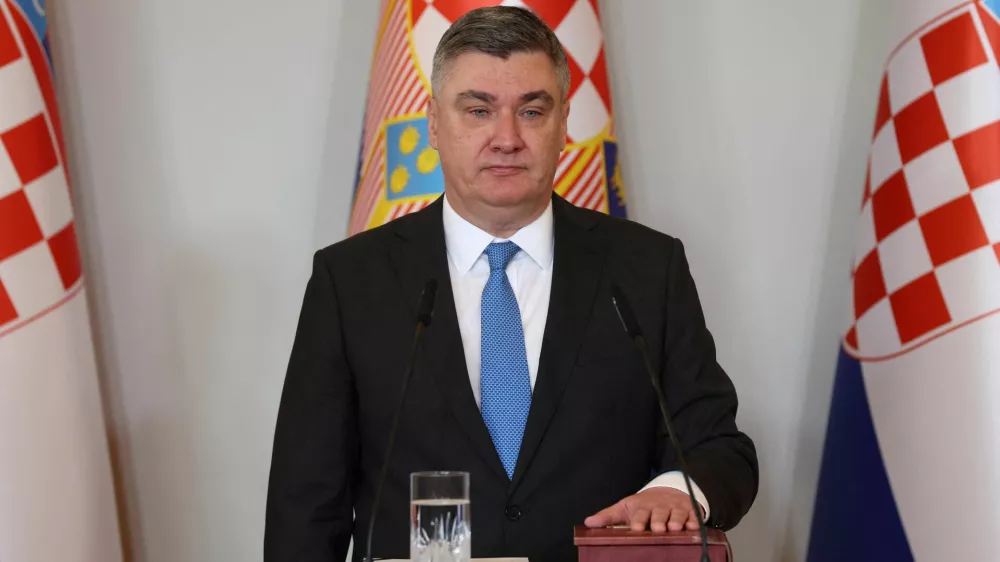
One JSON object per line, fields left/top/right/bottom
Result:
{"left": 264, "top": 6, "right": 757, "bottom": 562}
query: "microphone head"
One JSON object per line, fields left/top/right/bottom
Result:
{"left": 417, "top": 279, "right": 438, "bottom": 326}
{"left": 611, "top": 283, "right": 643, "bottom": 339}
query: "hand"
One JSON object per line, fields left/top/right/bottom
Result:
{"left": 584, "top": 487, "right": 704, "bottom": 532}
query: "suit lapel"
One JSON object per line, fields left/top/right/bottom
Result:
{"left": 388, "top": 198, "right": 508, "bottom": 481}
{"left": 510, "top": 196, "right": 605, "bottom": 490}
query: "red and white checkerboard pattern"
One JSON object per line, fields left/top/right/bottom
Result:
{"left": 0, "top": 2, "right": 82, "bottom": 337}
{"left": 847, "top": 1, "right": 1000, "bottom": 360}
{"left": 411, "top": 0, "right": 613, "bottom": 142}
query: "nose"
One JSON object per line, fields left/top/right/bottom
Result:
{"left": 490, "top": 109, "right": 526, "bottom": 154}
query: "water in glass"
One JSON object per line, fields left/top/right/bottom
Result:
{"left": 410, "top": 498, "right": 470, "bottom": 562}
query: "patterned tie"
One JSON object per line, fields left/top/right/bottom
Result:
{"left": 480, "top": 241, "right": 533, "bottom": 480}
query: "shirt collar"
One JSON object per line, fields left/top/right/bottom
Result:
{"left": 442, "top": 193, "right": 554, "bottom": 275}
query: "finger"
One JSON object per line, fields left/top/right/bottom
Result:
{"left": 686, "top": 502, "right": 705, "bottom": 531}
{"left": 629, "top": 507, "right": 651, "bottom": 532}
{"left": 667, "top": 506, "right": 692, "bottom": 532}
{"left": 584, "top": 502, "right": 626, "bottom": 528}
{"left": 649, "top": 507, "right": 669, "bottom": 533}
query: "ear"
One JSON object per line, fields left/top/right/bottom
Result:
{"left": 559, "top": 99, "right": 570, "bottom": 151}
{"left": 427, "top": 97, "right": 439, "bottom": 149}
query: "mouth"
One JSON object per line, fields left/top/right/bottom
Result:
{"left": 484, "top": 166, "right": 526, "bottom": 176}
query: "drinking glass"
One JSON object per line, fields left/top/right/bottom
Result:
{"left": 410, "top": 471, "right": 471, "bottom": 562}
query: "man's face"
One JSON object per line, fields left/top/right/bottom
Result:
{"left": 428, "top": 51, "right": 568, "bottom": 219}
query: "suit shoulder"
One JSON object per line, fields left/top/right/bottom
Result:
{"left": 312, "top": 215, "right": 399, "bottom": 266}
{"left": 568, "top": 203, "right": 680, "bottom": 251}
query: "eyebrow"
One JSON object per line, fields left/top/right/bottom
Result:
{"left": 519, "top": 90, "right": 554, "bottom": 105}
{"left": 455, "top": 90, "right": 496, "bottom": 104}
{"left": 453, "top": 89, "right": 555, "bottom": 105}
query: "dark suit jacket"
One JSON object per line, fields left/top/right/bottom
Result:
{"left": 264, "top": 194, "right": 757, "bottom": 562}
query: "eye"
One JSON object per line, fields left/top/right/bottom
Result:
{"left": 469, "top": 108, "right": 490, "bottom": 118}
{"left": 522, "top": 109, "right": 542, "bottom": 119}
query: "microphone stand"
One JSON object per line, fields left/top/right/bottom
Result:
{"left": 364, "top": 280, "right": 437, "bottom": 562}
{"left": 612, "top": 284, "right": 710, "bottom": 562}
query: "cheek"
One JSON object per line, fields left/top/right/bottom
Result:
{"left": 528, "top": 131, "right": 564, "bottom": 162}
{"left": 439, "top": 134, "right": 487, "bottom": 177}
{"left": 462, "top": 134, "right": 494, "bottom": 160}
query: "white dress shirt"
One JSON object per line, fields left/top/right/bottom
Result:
{"left": 441, "top": 194, "right": 710, "bottom": 519}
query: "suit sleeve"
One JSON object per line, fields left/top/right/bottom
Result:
{"left": 264, "top": 251, "right": 358, "bottom": 562}
{"left": 654, "top": 238, "right": 759, "bottom": 530}
{"left": 640, "top": 471, "right": 711, "bottom": 520}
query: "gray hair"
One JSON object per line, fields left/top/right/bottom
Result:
{"left": 431, "top": 6, "right": 571, "bottom": 102}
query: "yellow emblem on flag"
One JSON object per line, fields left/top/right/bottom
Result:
{"left": 399, "top": 125, "right": 420, "bottom": 155}
{"left": 390, "top": 164, "right": 410, "bottom": 193}
{"left": 416, "top": 146, "right": 439, "bottom": 174}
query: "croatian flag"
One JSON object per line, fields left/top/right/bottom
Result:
{"left": 808, "top": 1, "right": 1000, "bottom": 560}
{"left": 0, "top": 1, "right": 122, "bottom": 560}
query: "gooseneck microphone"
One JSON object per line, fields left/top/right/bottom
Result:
{"left": 610, "top": 284, "right": 710, "bottom": 562}
{"left": 365, "top": 279, "right": 438, "bottom": 562}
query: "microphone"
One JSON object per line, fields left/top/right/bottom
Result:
{"left": 610, "top": 284, "right": 710, "bottom": 562}
{"left": 365, "top": 279, "right": 438, "bottom": 562}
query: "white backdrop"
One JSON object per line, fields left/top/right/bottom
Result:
{"left": 49, "top": 0, "right": 890, "bottom": 560}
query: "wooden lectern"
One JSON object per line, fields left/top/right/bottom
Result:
{"left": 574, "top": 526, "right": 733, "bottom": 562}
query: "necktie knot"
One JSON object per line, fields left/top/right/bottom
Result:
{"left": 484, "top": 241, "right": 520, "bottom": 272}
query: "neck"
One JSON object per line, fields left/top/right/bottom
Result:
{"left": 445, "top": 193, "right": 548, "bottom": 239}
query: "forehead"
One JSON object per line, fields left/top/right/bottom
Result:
{"left": 439, "top": 51, "right": 559, "bottom": 98}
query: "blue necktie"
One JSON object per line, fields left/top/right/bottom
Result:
{"left": 480, "top": 241, "right": 532, "bottom": 480}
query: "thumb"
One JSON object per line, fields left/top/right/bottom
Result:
{"left": 584, "top": 501, "right": 627, "bottom": 528}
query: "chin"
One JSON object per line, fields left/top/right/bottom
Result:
{"left": 477, "top": 179, "right": 545, "bottom": 209}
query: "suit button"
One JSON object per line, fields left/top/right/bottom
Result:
{"left": 505, "top": 505, "right": 522, "bottom": 521}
